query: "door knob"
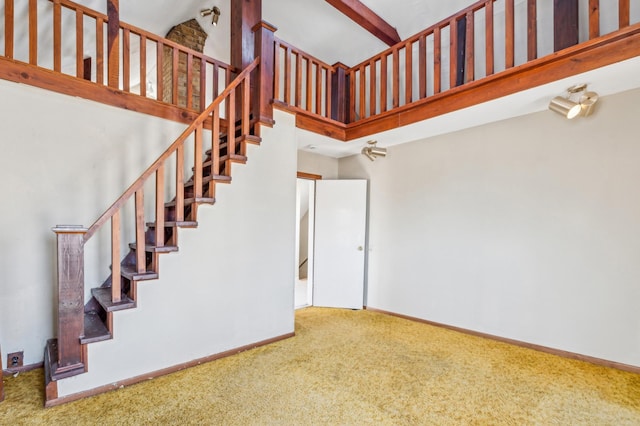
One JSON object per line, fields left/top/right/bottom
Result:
{"left": 357, "top": 246, "right": 363, "bottom": 251}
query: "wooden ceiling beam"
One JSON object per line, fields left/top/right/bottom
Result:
{"left": 325, "top": 0, "right": 401, "bottom": 47}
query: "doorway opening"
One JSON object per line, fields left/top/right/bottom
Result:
{"left": 295, "top": 176, "right": 316, "bottom": 309}
{"left": 294, "top": 174, "right": 368, "bottom": 310}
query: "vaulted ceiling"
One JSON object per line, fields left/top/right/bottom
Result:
{"left": 76, "top": 0, "right": 478, "bottom": 67}
{"left": 264, "top": 0, "right": 478, "bottom": 65}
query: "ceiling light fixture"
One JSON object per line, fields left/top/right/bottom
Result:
{"left": 361, "top": 140, "right": 387, "bottom": 161}
{"left": 200, "top": 5, "right": 221, "bottom": 26}
{"left": 548, "top": 84, "right": 599, "bottom": 119}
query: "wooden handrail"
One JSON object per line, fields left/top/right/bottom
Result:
{"left": 51, "top": 0, "right": 108, "bottom": 20}
{"left": 84, "top": 58, "right": 259, "bottom": 241}
{"left": 118, "top": 22, "right": 232, "bottom": 72}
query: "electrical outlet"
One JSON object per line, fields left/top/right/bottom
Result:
{"left": 7, "top": 351, "right": 23, "bottom": 368}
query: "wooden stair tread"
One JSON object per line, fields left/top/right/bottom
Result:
{"left": 184, "top": 175, "right": 231, "bottom": 188}
{"left": 203, "top": 135, "right": 260, "bottom": 157}
{"left": 146, "top": 221, "right": 198, "bottom": 228}
{"left": 239, "top": 134, "right": 261, "bottom": 145}
{"left": 129, "top": 243, "right": 178, "bottom": 253}
{"left": 121, "top": 265, "right": 159, "bottom": 281}
{"left": 198, "top": 155, "right": 247, "bottom": 170}
{"left": 92, "top": 288, "right": 136, "bottom": 312}
{"left": 165, "top": 197, "right": 216, "bottom": 208}
{"left": 208, "top": 174, "right": 232, "bottom": 183}
{"left": 81, "top": 311, "right": 111, "bottom": 344}
{"left": 222, "top": 154, "right": 247, "bottom": 163}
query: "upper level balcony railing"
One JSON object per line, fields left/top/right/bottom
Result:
{"left": 273, "top": 37, "right": 335, "bottom": 121}
{"left": 1, "top": 0, "right": 234, "bottom": 114}
{"left": 2, "top": 0, "right": 640, "bottom": 138}
{"left": 271, "top": 0, "right": 639, "bottom": 130}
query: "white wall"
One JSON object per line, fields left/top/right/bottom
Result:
{"left": 57, "top": 109, "right": 296, "bottom": 396}
{"left": 297, "top": 150, "right": 339, "bottom": 179}
{"left": 0, "top": 79, "right": 297, "bottom": 379}
{"left": 339, "top": 88, "right": 640, "bottom": 367}
{"left": 0, "top": 79, "right": 187, "bottom": 365}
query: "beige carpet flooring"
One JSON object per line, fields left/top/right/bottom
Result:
{"left": 1, "top": 307, "right": 640, "bottom": 425}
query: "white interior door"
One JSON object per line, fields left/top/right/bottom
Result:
{"left": 313, "top": 179, "right": 367, "bottom": 309}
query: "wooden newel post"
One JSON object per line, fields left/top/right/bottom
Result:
{"left": 331, "top": 62, "right": 350, "bottom": 123}
{"left": 52, "top": 225, "right": 87, "bottom": 379}
{"left": 252, "top": 21, "right": 277, "bottom": 128}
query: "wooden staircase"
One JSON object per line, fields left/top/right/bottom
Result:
{"left": 44, "top": 59, "right": 261, "bottom": 398}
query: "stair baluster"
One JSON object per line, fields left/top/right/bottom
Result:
{"left": 212, "top": 108, "right": 221, "bottom": 176}
{"left": 194, "top": 125, "right": 204, "bottom": 200}
{"left": 135, "top": 190, "right": 146, "bottom": 274}
{"left": 111, "top": 212, "right": 121, "bottom": 303}
{"left": 175, "top": 146, "right": 185, "bottom": 223}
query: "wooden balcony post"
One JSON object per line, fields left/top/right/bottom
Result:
{"left": 506, "top": 0, "right": 515, "bottom": 68}
{"left": 455, "top": 16, "right": 467, "bottom": 87}
{"left": 331, "top": 62, "right": 350, "bottom": 123}
{"left": 232, "top": 0, "right": 261, "bottom": 125}
{"left": 252, "top": 21, "right": 277, "bottom": 128}
{"left": 554, "top": 0, "right": 578, "bottom": 51}
{"left": 52, "top": 225, "right": 87, "bottom": 379}
{"left": 619, "top": 0, "right": 630, "bottom": 28}
{"left": 5, "top": 0, "right": 14, "bottom": 59}
{"left": 107, "top": 0, "right": 120, "bottom": 88}
{"left": 231, "top": 0, "right": 261, "bottom": 70}
{"left": 527, "top": 0, "right": 538, "bottom": 60}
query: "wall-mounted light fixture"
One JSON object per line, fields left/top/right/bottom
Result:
{"left": 362, "top": 140, "right": 387, "bottom": 161}
{"left": 200, "top": 5, "right": 221, "bottom": 25}
{"left": 548, "top": 84, "right": 599, "bottom": 119}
